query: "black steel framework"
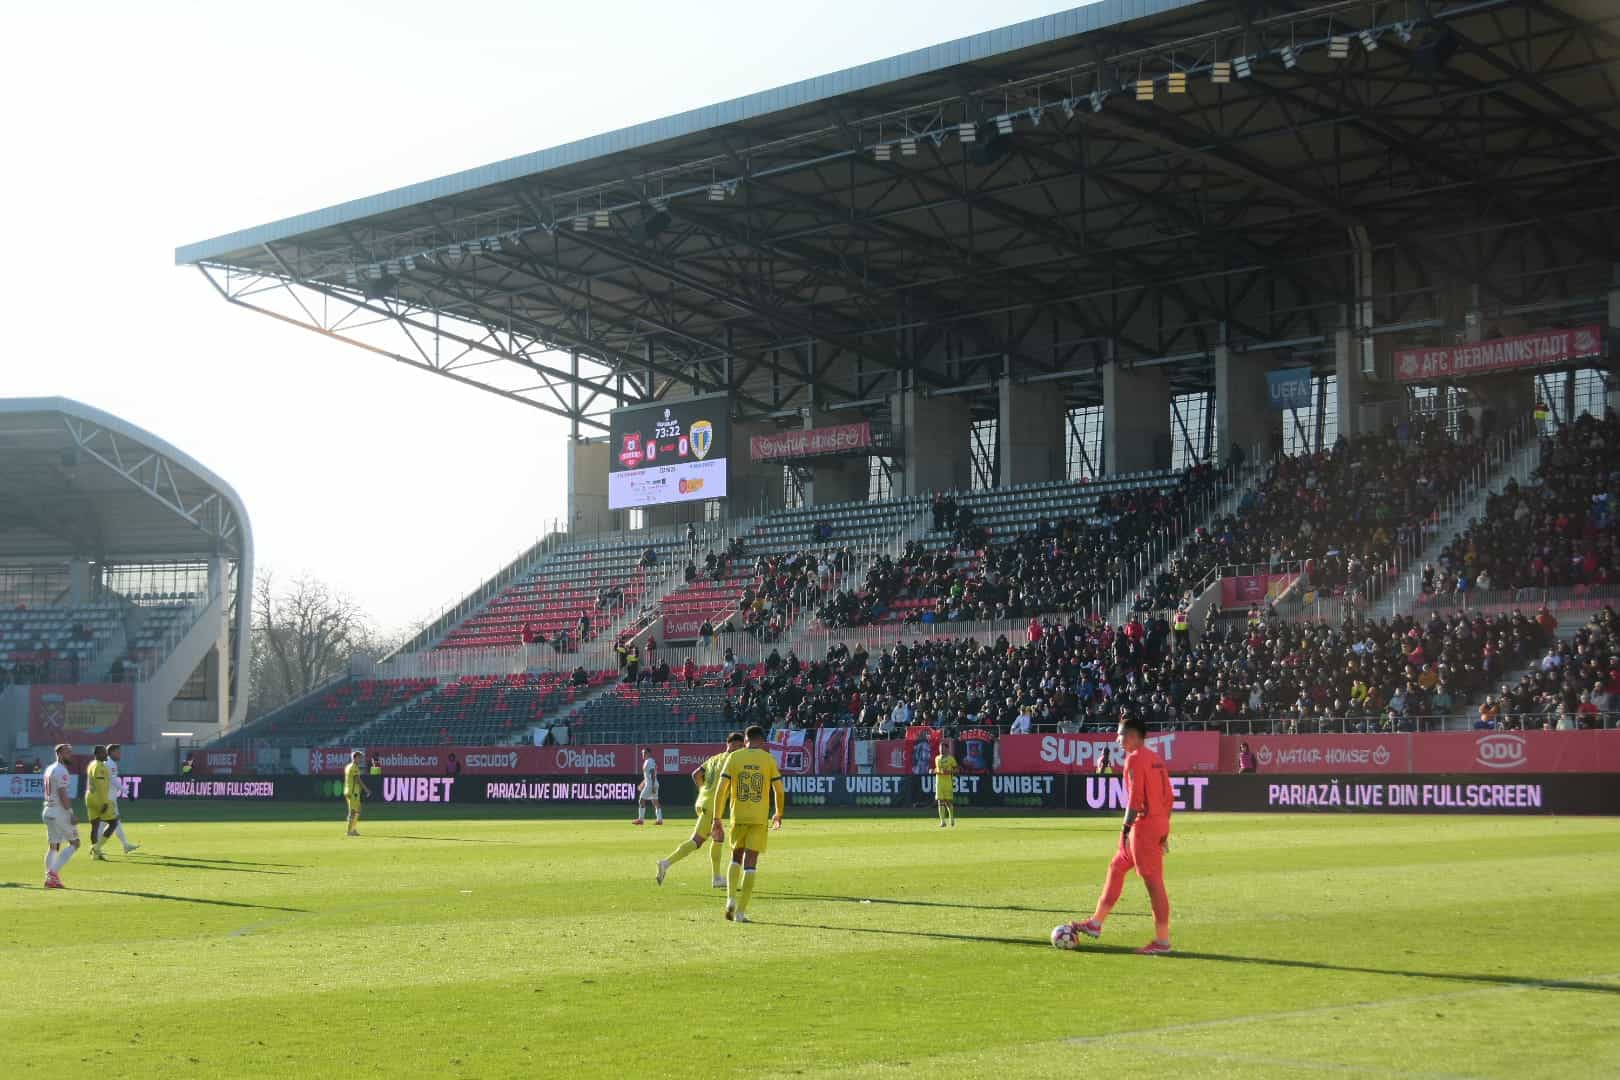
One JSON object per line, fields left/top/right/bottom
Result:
{"left": 181, "top": 1, "right": 1620, "bottom": 437}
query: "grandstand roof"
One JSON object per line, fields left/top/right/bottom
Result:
{"left": 0, "top": 398, "right": 251, "bottom": 562}
{"left": 178, "top": 0, "right": 1620, "bottom": 431}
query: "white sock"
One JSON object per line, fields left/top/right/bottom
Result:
{"left": 56, "top": 845, "right": 77, "bottom": 871}
{"left": 45, "top": 849, "right": 55, "bottom": 873}
{"left": 655, "top": 807, "right": 663, "bottom": 822}
{"left": 114, "top": 823, "right": 130, "bottom": 845}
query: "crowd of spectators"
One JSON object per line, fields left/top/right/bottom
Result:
{"left": 1133, "top": 422, "right": 1491, "bottom": 613}
{"left": 1477, "top": 606, "right": 1620, "bottom": 730}
{"left": 686, "top": 596, "right": 1567, "bottom": 736}
{"left": 1426, "top": 412, "right": 1620, "bottom": 597}
{"left": 817, "top": 463, "right": 1223, "bottom": 629}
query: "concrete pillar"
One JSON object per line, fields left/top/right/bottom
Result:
{"left": 567, "top": 438, "right": 612, "bottom": 536}
{"left": 730, "top": 421, "right": 790, "bottom": 518}
{"left": 998, "top": 375, "right": 1065, "bottom": 485}
{"left": 1333, "top": 325, "right": 1362, "bottom": 443}
{"left": 67, "top": 560, "right": 91, "bottom": 606}
{"left": 1103, "top": 364, "right": 1172, "bottom": 474}
{"left": 807, "top": 459, "right": 869, "bottom": 506}
{"left": 205, "top": 558, "right": 230, "bottom": 728}
{"left": 1213, "top": 346, "right": 1272, "bottom": 466}
{"left": 890, "top": 390, "right": 971, "bottom": 497}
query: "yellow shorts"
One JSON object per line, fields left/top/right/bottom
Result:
{"left": 730, "top": 822, "right": 769, "bottom": 854}
{"left": 694, "top": 808, "right": 716, "bottom": 837}
{"left": 936, "top": 792, "right": 955, "bottom": 804}
{"left": 345, "top": 796, "right": 361, "bottom": 813}
{"left": 86, "top": 798, "right": 112, "bottom": 822}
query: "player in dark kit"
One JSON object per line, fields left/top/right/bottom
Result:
{"left": 1067, "top": 714, "right": 1174, "bottom": 954}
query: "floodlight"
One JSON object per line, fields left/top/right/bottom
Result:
{"left": 995, "top": 114, "right": 1015, "bottom": 135}
{"left": 957, "top": 122, "right": 977, "bottom": 143}
{"left": 900, "top": 137, "right": 917, "bottom": 156}
{"left": 1329, "top": 35, "right": 1350, "bottom": 59}
{"left": 874, "top": 143, "right": 892, "bottom": 161}
{"left": 1135, "top": 79, "right": 1154, "bottom": 101}
{"left": 1281, "top": 47, "right": 1298, "bottom": 70}
{"left": 1211, "top": 61, "right": 1231, "bottom": 84}
{"left": 1233, "top": 55, "right": 1252, "bottom": 79}
{"left": 1359, "top": 29, "right": 1380, "bottom": 51}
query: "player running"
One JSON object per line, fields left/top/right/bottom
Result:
{"left": 85, "top": 745, "right": 114, "bottom": 860}
{"left": 102, "top": 743, "right": 139, "bottom": 854}
{"left": 343, "top": 750, "right": 371, "bottom": 836}
{"left": 710, "top": 724, "right": 784, "bottom": 924}
{"left": 1067, "top": 714, "right": 1174, "bottom": 954}
{"left": 656, "top": 730, "right": 744, "bottom": 887}
{"left": 934, "top": 737, "right": 959, "bottom": 827}
{"left": 41, "top": 743, "right": 80, "bottom": 889}
{"left": 633, "top": 748, "right": 663, "bottom": 825}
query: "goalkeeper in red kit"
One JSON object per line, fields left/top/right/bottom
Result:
{"left": 1067, "top": 713, "right": 1174, "bottom": 954}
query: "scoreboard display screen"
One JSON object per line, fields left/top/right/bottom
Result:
{"left": 608, "top": 396, "right": 730, "bottom": 510}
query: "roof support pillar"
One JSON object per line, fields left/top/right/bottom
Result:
{"left": 999, "top": 366, "right": 1065, "bottom": 486}
{"left": 1104, "top": 362, "right": 1172, "bottom": 475}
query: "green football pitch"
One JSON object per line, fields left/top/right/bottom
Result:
{"left": 3, "top": 804, "right": 1617, "bottom": 1079}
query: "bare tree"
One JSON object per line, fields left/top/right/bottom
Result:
{"left": 249, "top": 571, "right": 373, "bottom": 718}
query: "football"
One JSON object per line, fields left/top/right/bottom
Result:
{"left": 1050, "top": 922, "right": 1079, "bottom": 950}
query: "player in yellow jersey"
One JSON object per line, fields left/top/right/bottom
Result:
{"left": 709, "top": 724, "right": 784, "bottom": 923}
{"left": 343, "top": 750, "right": 371, "bottom": 836}
{"left": 934, "top": 737, "right": 959, "bottom": 828}
{"left": 657, "top": 731, "right": 743, "bottom": 887}
{"left": 84, "top": 745, "right": 115, "bottom": 859}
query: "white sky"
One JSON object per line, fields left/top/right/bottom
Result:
{"left": 1, "top": 0, "right": 1079, "bottom": 633}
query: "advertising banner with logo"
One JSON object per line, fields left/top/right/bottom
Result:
{"left": 661, "top": 612, "right": 711, "bottom": 643}
{"left": 1394, "top": 325, "right": 1603, "bottom": 382}
{"left": 192, "top": 750, "right": 244, "bottom": 776}
{"left": 27, "top": 684, "right": 135, "bottom": 744}
{"left": 765, "top": 728, "right": 854, "bottom": 775}
{"left": 1266, "top": 367, "right": 1313, "bottom": 411}
{"left": 1408, "top": 731, "right": 1620, "bottom": 773}
{"left": 1216, "top": 732, "right": 1620, "bottom": 774}
{"left": 2, "top": 772, "right": 81, "bottom": 800}
{"left": 749, "top": 421, "right": 873, "bottom": 462}
{"left": 1246, "top": 774, "right": 1620, "bottom": 815}
{"left": 1219, "top": 572, "right": 1298, "bottom": 608}
{"left": 995, "top": 732, "right": 1221, "bottom": 774}
{"left": 608, "top": 395, "right": 731, "bottom": 510}
{"left": 304, "top": 743, "right": 723, "bottom": 777}
{"left": 1220, "top": 735, "right": 1407, "bottom": 774}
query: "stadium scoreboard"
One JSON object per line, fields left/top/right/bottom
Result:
{"left": 608, "top": 395, "right": 730, "bottom": 510}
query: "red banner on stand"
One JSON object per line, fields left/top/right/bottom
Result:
{"left": 749, "top": 422, "right": 873, "bottom": 461}
{"left": 1219, "top": 735, "right": 1408, "bottom": 774}
{"left": 995, "top": 732, "right": 1221, "bottom": 773}
{"left": 1220, "top": 573, "right": 1298, "bottom": 608}
{"left": 1408, "top": 731, "right": 1620, "bottom": 773}
{"left": 1394, "top": 325, "right": 1602, "bottom": 382}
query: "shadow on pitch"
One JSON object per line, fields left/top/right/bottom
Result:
{"left": 136, "top": 855, "right": 308, "bottom": 869}
{"left": 771, "top": 892, "right": 1112, "bottom": 917}
{"left": 761, "top": 918, "right": 1620, "bottom": 995}
{"left": 0, "top": 882, "right": 307, "bottom": 912}
{"left": 372, "top": 834, "right": 517, "bottom": 845}
{"left": 127, "top": 857, "right": 293, "bottom": 877}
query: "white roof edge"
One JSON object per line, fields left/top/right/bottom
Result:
{"left": 175, "top": 0, "right": 1202, "bottom": 265}
{"left": 0, "top": 396, "right": 254, "bottom": 561}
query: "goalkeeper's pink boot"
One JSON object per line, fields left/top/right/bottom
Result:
{"left": 1072, "top": 918, "right": 1102, "bottom": 939}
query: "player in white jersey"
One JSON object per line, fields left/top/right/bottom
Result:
{"left": 102, "top": 744, "right": 139, "bottom": 854}
{"left": 633, "top": 748, "right": 663, "bottom": 825}
{"left": 41, "top": 742, "right": 80, "bottom": 889}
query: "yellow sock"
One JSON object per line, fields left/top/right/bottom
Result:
{"left": 739, "top": 868, "right": 757, "bottom": 914}
{"left": 709, "top": 838, "right": 725, "bottom": 877}
{"left": 726, "top": 861, "right": 742, "bottom": 905}
{"left": 666, "top": 838, "right": 699, "bottom": 865}
{"left": 938, "top": 802, "right": 947, "bottom": 822}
